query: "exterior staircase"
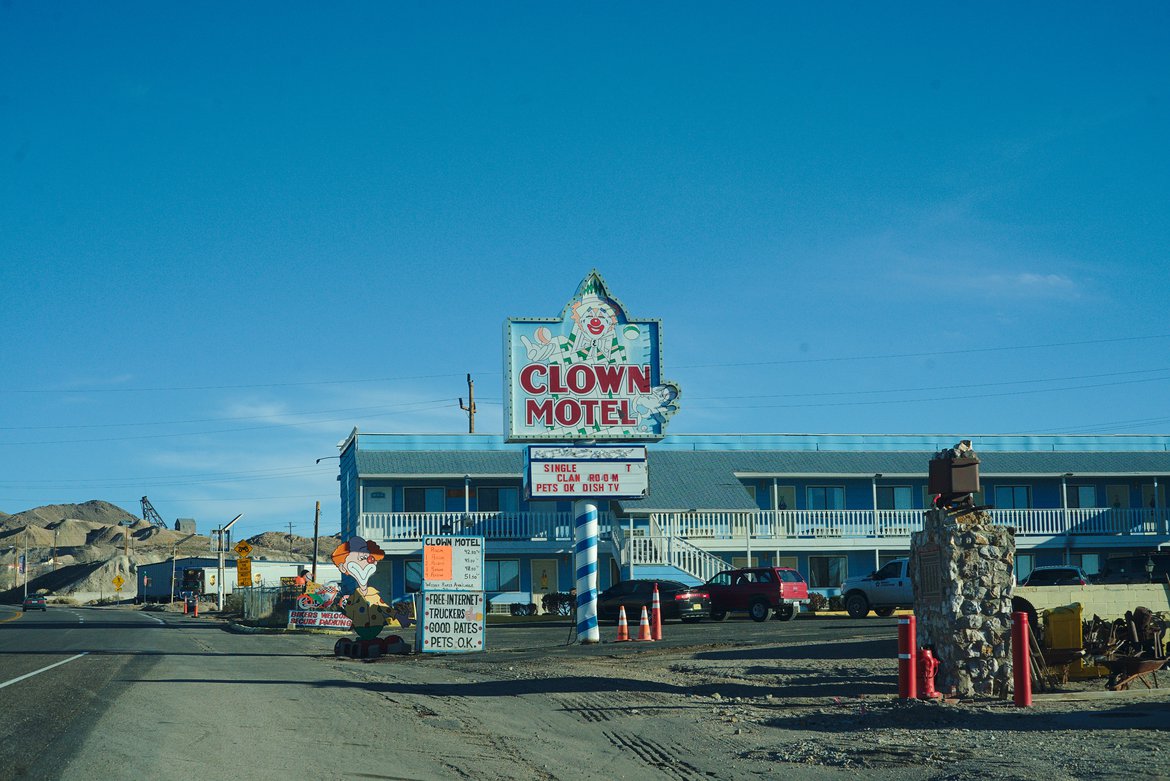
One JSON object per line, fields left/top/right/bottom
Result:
{"left": 611, "top": 518, "right": 727, "bottom": 586}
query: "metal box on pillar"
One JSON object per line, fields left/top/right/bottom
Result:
{"left": 504, "top": 270, "right": 682, "bottom": 644}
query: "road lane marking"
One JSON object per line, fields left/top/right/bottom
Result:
{"left": 0, "top": 653, "right": 89, "bottom": 690}
{"left": 0, "top": 611, "right": 23, "bottom": 624}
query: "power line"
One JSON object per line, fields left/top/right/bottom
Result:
{"left": 0, "top": 398, "right": 454, "bottom": 431}
{"left": 676, "top": 333, "right": 1170, "bottom": 370}
{"left": 0, "top": 372, "right": 489, "bottom": 394}
{"left": 688, "top": 367, "right": 1170, "bottom": 401}
{"left": 695, "top": 373, "right": 1170, "bottom": 410}
{"left": 0, "top": 402, "right": 455, "bottom": 446}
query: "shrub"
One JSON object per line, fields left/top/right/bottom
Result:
{"left": 541, "top": 591, "right": 574, "bottom": 616}
{"left": 807, "top": 593, "right": 827, "bottom": 612}
{"left": 828, "top": 595, "right": 844, "bottom": 612}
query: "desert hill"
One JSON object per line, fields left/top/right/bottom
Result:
{"left": 0, "top": 501, "right": 341, "bottom": 604}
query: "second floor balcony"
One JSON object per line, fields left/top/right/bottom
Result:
{"left": 356, "top": 506, "right": 1170, "bottom": 544}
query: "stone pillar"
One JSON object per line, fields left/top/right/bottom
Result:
{"left": 910, "top": 508, "right": 1015, "bottom": 698}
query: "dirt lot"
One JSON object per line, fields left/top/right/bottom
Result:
{"left": 338, "top": 626, "right": 1170, "bottom": 781}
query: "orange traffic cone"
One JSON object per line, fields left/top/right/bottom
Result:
{"left": 636, "top": 606, "right": 653, "bottom": 641}
{"left": 615, "top": 606, "right": 630, "bottom": 642}
{"left": 182, "top": 599, "right": 188, "bottom": 615}
{"left": 651, "top": 583, "right": 663, "bottom": 641}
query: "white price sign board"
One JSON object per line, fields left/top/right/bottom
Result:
{"left": 525, "top": 445, "right": 648, "bottom": 499}
{"left": 418, "top": 591, "right": 485, "bottom": 653}
{"left": 423, "top": 536, "right": 484, "bottom": 592}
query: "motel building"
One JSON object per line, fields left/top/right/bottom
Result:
{"left": 331, "top": 272, "right": 1170, "bottom": 613}
{"left": 335, "top": 430, "right": 1170, "bottom": 612}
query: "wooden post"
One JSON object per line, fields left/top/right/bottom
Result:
{"left": 459, "top": 374, "right": 477, "bottom": 433}
{"left": 311, "top": 501, "right": 320, "bottom": 582}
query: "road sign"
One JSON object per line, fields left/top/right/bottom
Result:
{"left": 236, "top": 557, "right": 252, "bottom": 587}
{"left": 234, "top": 540, "right": 253, "bottom": 558}
{"left": 418, "top": 591, "right": 485, "bottom": 653}
{"left": 112, "top": 575, "right": 124, "bottom": 591}
{"left": 423, "top": 536, "right": 484, "bottom": 592}
{"left": 525, "top": 445, "right": 648, "bottom": 499}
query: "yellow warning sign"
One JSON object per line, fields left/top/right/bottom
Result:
{"left": 112, "top": 575, "right": 125, "bottom": 591}
{"left": 234, "top": 540, "right": 253, "bottom": 558}
{"left": 236, "top": 557, "right": 253, "bottom": 587}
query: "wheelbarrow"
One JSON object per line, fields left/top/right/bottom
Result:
{"left": 1102, "top": 655, "right": 1167, "bottom": 691}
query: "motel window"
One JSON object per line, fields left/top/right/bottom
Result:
{"left": 405, "top": 560, "right": 423, "bottom": 593}
{"left": 1015, "top": 554, "right": 1035, "bottom": 584}
{"left": 404, "top": 487, "right": 445, "bottom": 513}
{"left": 994, "top": 485, "right": 1031, "bottom": 509}
{"left": 807, "top": 556, "right": 847, "bottom": 589}
{"left": 806, "top": 486, "right": 845, "bottom": 510}
{"left": 478, "top": 487, "right": 519, "bottom": 512}
{"left": 876, "top": 486, "right": 913, "bottom": 510}
{"left": 485, "top": 560, "right": 520, "bottom": 592}
{"left": 1066, "top": 485, "right": 1097, "bottom": 509}
{"left": 1106, "top": 485, "right": 1129, "bottom": 509}
{"left": 1070, "top": 553, "right": 1101, "bottom": 576}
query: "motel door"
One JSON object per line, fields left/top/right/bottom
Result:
{"left": 532, "top": 559, "right": 559, "bottom": 614}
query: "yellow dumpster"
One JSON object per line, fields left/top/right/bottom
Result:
{"left": 1043, "top": 603, "right": 1108, "bottom": 679}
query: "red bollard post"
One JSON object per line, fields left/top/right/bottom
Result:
{"left": 897, "top": 615, "right": 917, "bottom": 699}
{"left": 1012, "top": 611, "right": 1032, "bottom": 707}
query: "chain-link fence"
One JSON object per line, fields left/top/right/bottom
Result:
{"left": 236, "top": 586, "right": 291, "bottom": 625}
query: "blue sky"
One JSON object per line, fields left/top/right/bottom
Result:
{"left": 2, "top": 3, "right": 1168, "bottom": 537}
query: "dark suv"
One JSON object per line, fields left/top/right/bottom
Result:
{"left": 704, "top": 567, "right": 809, "bottom": 622}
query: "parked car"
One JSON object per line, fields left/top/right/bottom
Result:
{"left": 1020, "top": 565, "right": 1093, "bottom": 587}
{"left": 841, "top": 558, "right": 911, "bottom": 618}
{"left": 1096, "top": 554, "right": 1170, "bottom": 584}
{"left": 704, "top": 567, "right": 809, "bottom": 622}
{"left": 22, "top": 595, "right": 47, "bottom": 612}
{"left": 597, "top": 579, "right": 710, "bottom": 623}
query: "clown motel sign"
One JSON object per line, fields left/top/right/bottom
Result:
{"left": 526, "top": 445, "right": 648, "bottom": 499}
{"left": 504, "top": 270, "right": 681, "bottom": 442}
{"left": 422, "top": 536, "right": 484, "bottom": 592}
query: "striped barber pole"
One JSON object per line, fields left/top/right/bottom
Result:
{"left": 573, "top": 499, "right": 600, "bottom": 644}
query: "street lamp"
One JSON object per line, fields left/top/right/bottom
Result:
{"left": 215, "top": 514, "right": 242, "bottom": 611}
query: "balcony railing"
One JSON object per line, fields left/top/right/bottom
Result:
{"left": 357, "top": 511, "right": 606, "bottom": 542}
{"left": 356, "top": 507, "right": 1169, "bottom": 544}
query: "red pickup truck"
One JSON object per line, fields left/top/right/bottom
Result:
{"left": 704, "top": 566, "right": 809, "bottom": 622}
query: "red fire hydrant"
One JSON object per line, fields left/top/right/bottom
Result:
{"left": 917, "top": 647, "right": 942, "bottom": 699}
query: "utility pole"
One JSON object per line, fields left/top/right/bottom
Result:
{"left": 287, "top": 522, "right": 295, "bottom": 560}
{"left": 459, "top": 373, "right": 477, "bottom": 434}
{"left": 311, "top": 501, "right": 321, "bottom": 582}
{"left": 22, "top": 526, "right": 29, "bottom": 599}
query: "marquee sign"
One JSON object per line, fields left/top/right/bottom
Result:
{"left": 504, "top": 271, "right": 681, "bottom": 441}
{"left": 525, "top": 445, "right": 648, "bottom": 499}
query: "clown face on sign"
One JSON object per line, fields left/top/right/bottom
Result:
{"left": 332, "top": 535, "right": 384, "bottom": 596}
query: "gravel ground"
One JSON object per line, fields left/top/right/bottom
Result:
{"left": 359, "top": 632, "right": 1170, "bottom": 780}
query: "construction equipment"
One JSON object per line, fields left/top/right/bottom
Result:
{"left": 140, "top": 496, "right": 168, "bottom": 529}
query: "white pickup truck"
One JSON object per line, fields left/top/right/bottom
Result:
{"left": 840, "top": 558, "right": 912, "bottom": 618}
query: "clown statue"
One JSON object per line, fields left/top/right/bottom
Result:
{"left": 332, "top": 536, "right": 394, "bottom": 641}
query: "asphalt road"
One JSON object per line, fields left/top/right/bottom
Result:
{"left": 0, "top": 604, "right": 898, "bottom": 781}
